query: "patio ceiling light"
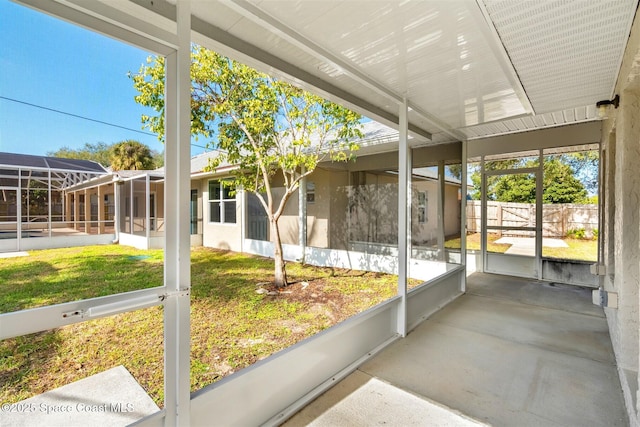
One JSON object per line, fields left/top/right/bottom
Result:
{"left": 596, "top": 94, "right": 619, "bottom": 118}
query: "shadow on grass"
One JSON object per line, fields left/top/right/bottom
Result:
{"left": 0, "top": 254, "right": 163, "bottom": 313}
{"left": 0, "top": 330, "right": 64, "bottom": 402}
{"left": 190, "top": 248, "right": 371, "bottom": 301}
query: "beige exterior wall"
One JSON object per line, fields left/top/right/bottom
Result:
{"left": 350, "top": 172, "right": 460, "bottom": 247}
{"left": 273, "top": 184, "right": 300, "bottom": 246}
{"left": 327, "top": 170, "right": 350, "bottom": 250}
{"left": 600, "top": 12, "right": 640, "bottom": 425}
{"left": 190, "top": 179, "right": 204, "bottom": 246}
{"left": 201, "top": 177, "right": 243, "bottom": 252}
{"left": 411, "top": 179, "right": 460, "bottom": 244}
{"left": 271, "top": 168, "right": 345, "bottom": 249}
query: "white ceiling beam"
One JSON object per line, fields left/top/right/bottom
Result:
{"left": 18, "top": 0, "right": 177, "bottom": 55}
{"left": 407, "top": 103, "right": 467, "bottom": 142}
{"left": 473, "top": 0, "right": 534, "bottom": 115}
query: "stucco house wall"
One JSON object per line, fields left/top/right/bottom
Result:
{"left": 327, "top": 169, "right": 350, "bottom": 250}
{"left": 600, "top": 12, "right": 640, "bottom": 423}
{"left": 201, "top": 177, "right": 243, "bottom": 252}
{"left": 409, "top": 177, "right": 460, "bottom": 244}
{"left": 268, "top": 167, "right": 346, "bottom": 250}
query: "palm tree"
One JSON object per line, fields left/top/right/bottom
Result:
{"left": 110, "top": 140, "right": 156, "bottom": 170}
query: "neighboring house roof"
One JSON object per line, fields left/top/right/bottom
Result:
{"left": 188, "top": 150, "right": 223, "bottom": 173}
{"left": 155, "top": 150, "right": 228, "bottom": 175}
{"left": 412, "top": 167, "right": 462, "bottom": 186}
{"left": 0, "top": 152, "right": 108, "bottom": 173}
{"left": 383, "top": 168, "right": 462, "bottom": 186}
{"left": 358, "top": 120, "right": 398, "bottom": 145}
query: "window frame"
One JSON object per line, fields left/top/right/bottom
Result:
{"left": 417, "top": 190, "right": 428, "bottom": 224}
{"left": 208, "top": 179, "right": 236, "bottom": 224}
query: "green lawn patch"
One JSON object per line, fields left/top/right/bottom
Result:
{"left": 446, "top": 233, "right": 597, "bottom": 261}
{"left": 1, "top": 245, "right": 412, "bottom": 407}
{"left": 542, "top": 238, "right": 597, "bottom": 262}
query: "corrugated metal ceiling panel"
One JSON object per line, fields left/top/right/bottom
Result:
{"left": 74, "top": 0, "right": 638, "bottom": 142}
{"left": 483, "top": 0, "right": 637, "bottom": 114}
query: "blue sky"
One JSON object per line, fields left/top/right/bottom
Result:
{"left": 0, "top": 1, "right": 206, "bottom": 159}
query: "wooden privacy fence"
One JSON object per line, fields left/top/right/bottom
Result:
{"left": 466, "top": 201, "right": 598, "bottom": 238}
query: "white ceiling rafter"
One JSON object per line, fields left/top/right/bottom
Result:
{"left": 473, "top": 0, "right": 534, "bottom": 115}
{"left": 23, "top": 0, "right": 176, "bottom": 55}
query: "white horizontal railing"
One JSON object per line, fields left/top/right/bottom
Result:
{"left": 132, "top": 241, "right": 464, "bottom": 427}
{"left": 0, "top": 287, "right": 166, "bottom": 340}
{"left": 243, "top": 239, "right": 460, "bottom": 283}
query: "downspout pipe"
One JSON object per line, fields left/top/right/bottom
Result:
{"left": 112, "top": 174, "right": 122, "bottom": 244}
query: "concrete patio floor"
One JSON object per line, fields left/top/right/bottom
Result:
{"left": 285, "top": 273, "right": 627, "bottom": 426}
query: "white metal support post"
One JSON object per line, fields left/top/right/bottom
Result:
{"left": 460, "top": 141, "right": 467, "bottom": 291}
{"left": 535, "top": 149, "right": 543, "bottom": 279}
{"left": 437, "top": 160, "right": 445, "bottom": 259}
{"left": 299, "top": 166, "right": 307, "bottom": 263}
{"left": 129, "top": 181, "right": 134, "bottom": 233}
{"left": 113, "top": 180, "right": 120, "bottom": 242}
{"left": 480, "top": 156, "right": 486, "bottom": 272}
{"left": 397, "top": 99, "right": 410, "bottom": 337}
{"left": 164, "top": 1, "right": 191, "bottom": 425}
{"left": 17, "top": 168, "right": 22, "bottom": 250}
{"left": 240, "top": 185, "right": 246, "bottom": 252}
{"left": 48, "top": 170, "right": 52, "bottom": 238}
{"left": 145, "top": 175, "right": 151, "bottom": 243}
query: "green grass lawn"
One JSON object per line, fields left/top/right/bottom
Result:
{"left": 445, "top": 233, "right": 512, "bottom": 253}
{"left": 0, "top": 245, "right": 407, "bottom": 406}
{"left": 542, "top": 238, "right": 597, "bottom": 262}
{"left": 446, "top": 233, "right": 597, "bottom": 261}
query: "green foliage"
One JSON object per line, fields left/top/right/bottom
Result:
{"left": 561, "top": 151, "right": 599, "bottom": 194}
{"left": 131, "top": 46, "right": 363, "bottom": 286}
{"left": 48, "top": 141, "right": 162, "bottom": 170}
{"left": 1, "top": 246, "right": 406, "bottom": 405}
{"left": 469, "top": 157, "right": 588, "bottom": 204}
{"left": 541, "top": 157, "right": 588, "bottom": 203}
{"left": 110, "top": 140, "right": 157, "bottom": 171}
{"left": 131, "top": 47, "right": 362, "bottom": 196}
{"left": 47, "top": 142, "right": 113, "bottom": 167}
{"left": 566, "top": 228, "right": 586, "bottom": 239}
{"left": 446, "top": 164, "right": 463, "bottom": 180}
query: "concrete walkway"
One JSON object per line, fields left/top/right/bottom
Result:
{"left": 0, "top": 366, "right": 159, "bottom": 427}
{"left": 494, "top": 237, "right": 568, "bottom": 256}
{"left": 285, "top": 273, "right": 627, "bottom": 426}
{"left": 0, "top": 251, "right": 28, "bottom": 259}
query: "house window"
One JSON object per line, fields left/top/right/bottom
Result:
{"left": 306, "top": 182, "right": 315, "bottom": 203}
{"left": 209, "top": 180, "right": 236, "bottom": 224}
{"left": 418, "top": 191, "right": 428, "bottom": 224}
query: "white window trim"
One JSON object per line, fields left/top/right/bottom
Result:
{"left": 208, "top": 179, "right": 237, "bottom": 224}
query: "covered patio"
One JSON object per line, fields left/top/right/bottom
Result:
{"left": 0, "top": 152, "right": 114, "bottom": 252}
{"left": 286, "top": 273, "right": 626, "bottom": 426}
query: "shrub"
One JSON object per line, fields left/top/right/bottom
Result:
{"left": 567, "top": 228, "right": 586, "bottom": 239}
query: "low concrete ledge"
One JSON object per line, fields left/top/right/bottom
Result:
{"left": 0, "top": 365, "right": 159, "bottom": 427}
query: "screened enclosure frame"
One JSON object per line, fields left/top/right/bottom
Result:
{"left": 1, "top": 2, "right": 467, "bottom": 426}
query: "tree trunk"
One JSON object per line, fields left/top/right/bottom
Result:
{"left": 271, "top": 218, "right": 288, "bottom": 288}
